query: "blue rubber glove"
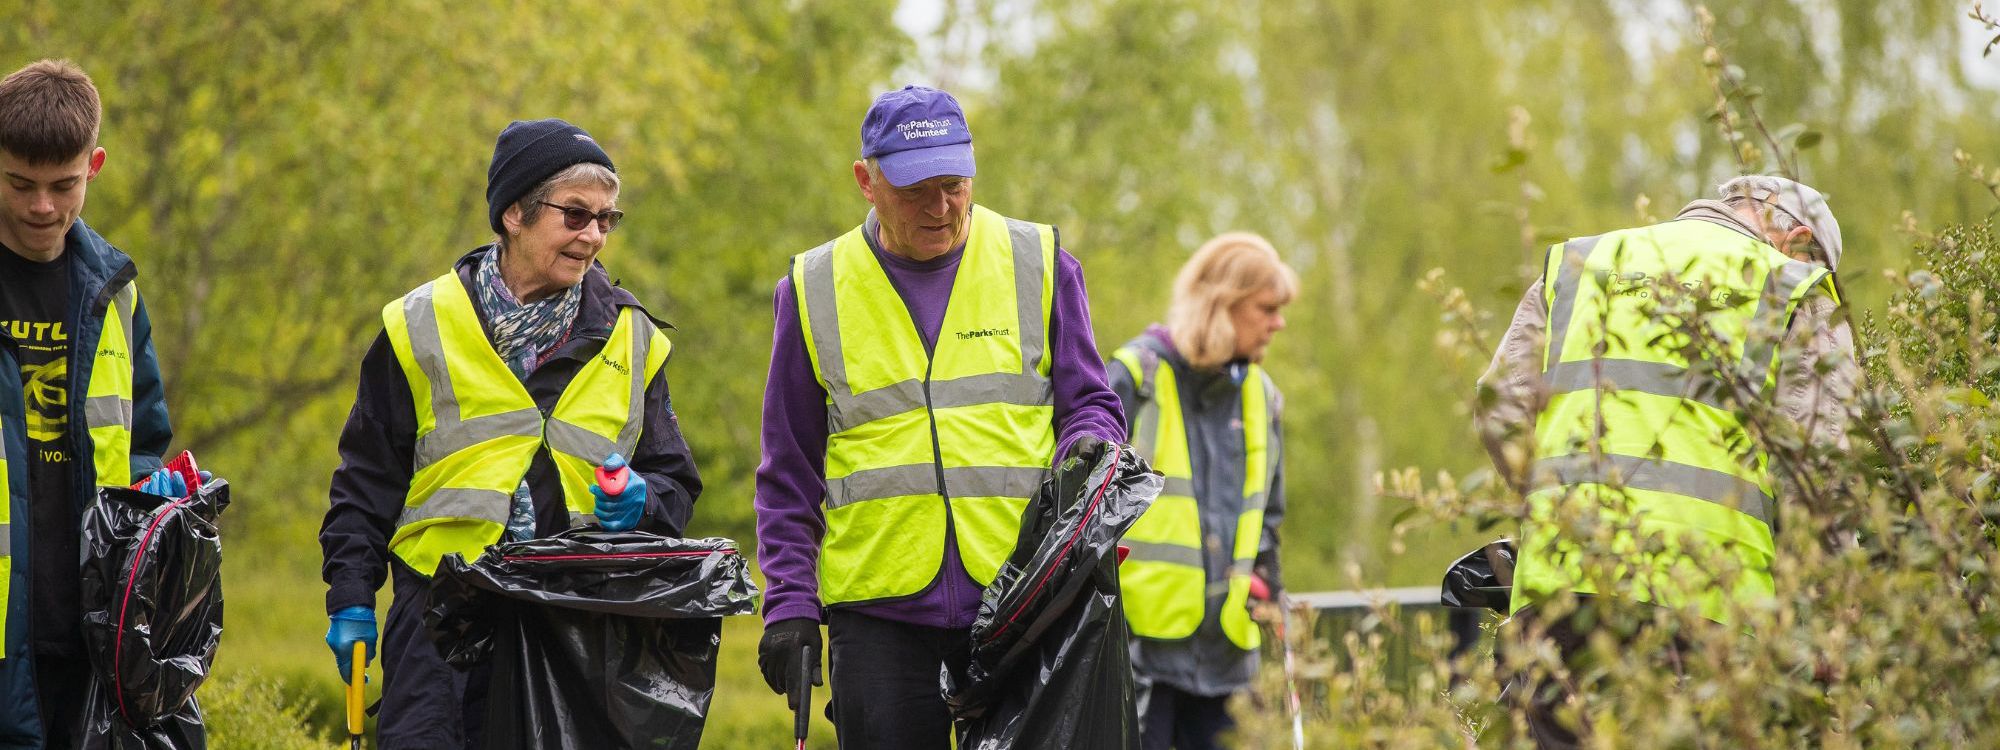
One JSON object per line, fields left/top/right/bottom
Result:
{"left": 137, "top": 468, "right": 187, "bottom": 498}
{"left": 590, "top": 453, "right": 648, "bottom": 532}
{"left": 326, "top": 606, "right": 377, "bottom": 684}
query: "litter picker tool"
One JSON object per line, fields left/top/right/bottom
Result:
{"left": 793, "top": 645, "right": 814, "bottom": 750}
{"left": 347, "top": 641, "right": 367, "bottom": 749}
{"left": 1277, "top": 597, "right": 1305, "bottom": 750}
{"left": 595, "top": 460, "right": 631, "bottom": 497}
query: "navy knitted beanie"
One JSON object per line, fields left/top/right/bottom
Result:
{"left": 485, "top": 118, "right": 616, "bottom": 235}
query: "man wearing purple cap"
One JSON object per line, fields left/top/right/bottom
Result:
{"left": 753, "top": 85, "right": 1127, "bottom": 747}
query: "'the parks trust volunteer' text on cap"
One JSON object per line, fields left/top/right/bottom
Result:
{"left": 860, "top": 85, "right": 975, "bottom": 188}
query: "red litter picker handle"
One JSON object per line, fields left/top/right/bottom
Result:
{"left": 595, "top": 462, "right": 631, "bottom": 496}
{"left": 130, "top": 450, "right": 202, "bottom": 497}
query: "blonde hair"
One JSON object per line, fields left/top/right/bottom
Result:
{"left": 1166, "top": 232, "right": 1299, "bottom": 368}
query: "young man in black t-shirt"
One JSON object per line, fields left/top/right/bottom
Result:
{"left": 0, "top": 59, "right": 182, "bottom": 749}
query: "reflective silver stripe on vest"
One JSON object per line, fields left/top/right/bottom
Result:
{"left": 1161, "top": 477, "right": 1196, "bottom": 498}
{"left": 1741, "top": 259, "right": 1822, "bottom": 395}
{"left": 403, "top": 282, "right": 461, "bottom": 424}
{"left": 1532, "top": 454, "right": 1771, "bottom": 526}
{"left": 1005, "top": 217, "right": 1048, "bottom": 370}
{"left": 1123, "top": 539, "right": 1202, "bottom": 567}
{"left": 798, "top": 241, "right": 847, "bottom": 397}
{"left": 396, "top": 487, "right": 513, "bottom": 527}
{"left": 84, "top": 395, "right": 134, "bottom": 433}
{"left": 0, "top": 524, "right": 10, "bottom": 556}
{"left": 1542, "top": 236, "right": 1602, "bottom": 372}
{"left": 87, "top": 285, "right": 138, "bottom": 433}
{"left": 1543, "top": 359, "right": 1731, "bottom": 411}
{"left": 546, "top": 418, "right": 620, "bottom": 464}
{"left": 614, "top": 315, "right": 655, "bottom": 455}
{"left": 826, "top": 372, "right": 1052, "bottom": 434}
{"left": 413, "top": 408, "right": 542, "bottom": 471}
{"left": 825, "top": 465, "right": 1046, "bottom": 511}
{"left": 802, "top": 223, "right": 1052, "bottom": 436}
{"left": 111, "top": 284, "right": 136, "bottom": 357}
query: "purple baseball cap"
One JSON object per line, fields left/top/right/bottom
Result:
{"left": 860, "top": 85, "right": 975, "bottom": 188}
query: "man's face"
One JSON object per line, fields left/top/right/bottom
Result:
{"left": 1229, "top": 287, "right": 1290, "bottom": 363}
{"left": 0, "top": 147, "right": 102, "bottom": 262}
{"left": 499, "top": 181, "right": 617, "bottom": 301}
{"left": 855, "top": 162, "right": 972, "bottom": 262}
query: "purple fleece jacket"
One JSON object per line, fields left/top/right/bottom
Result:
{"left": 755, "top": 213, "right": 1126, "bottom": 628}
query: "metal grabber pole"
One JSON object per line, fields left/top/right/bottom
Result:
{"left": 793, "top": 645, "right": 814, "bottom": 750}
{"left": 1277, "top": 596, "right": 1305, "bottom": 750}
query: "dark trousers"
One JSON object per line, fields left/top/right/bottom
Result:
{"left": 378, "top": 560, "right": 489, "bottom": 750}
{"left": 33, "top": 651, "right": 90, "bottom": 750}
{"left": 1499, "top": 600, "right": 1690, "bottom": 750}
{"left": 826, "top": 610, "right": 971, "bottom": 750}
{"left": 1136, "top": 680, "right": 1234, "bottom": 750}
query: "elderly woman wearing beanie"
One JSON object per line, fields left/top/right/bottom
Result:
{"left": 1107, "top": 232, "right": 1298, "bottom": 750}
{"left": 317, "top": 118, "right": 702, "bottom": 749}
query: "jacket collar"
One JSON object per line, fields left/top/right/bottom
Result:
{"left": 63, "top": 219, "right": 138, "bottom": 311}
{"left": 1674, "top": 200, "right": 1768, "bottom": 245}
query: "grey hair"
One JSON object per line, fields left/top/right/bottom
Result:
{"left": 496, "top": 162, "right": 620, "bottom": 249}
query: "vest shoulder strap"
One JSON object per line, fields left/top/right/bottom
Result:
{"left": 1114, "top": 345, "right": 1162, "bottom": 402}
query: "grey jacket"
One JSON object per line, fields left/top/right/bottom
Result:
{"left": 1475, "top": 200, "right": 1859, "bottom": 508}
{"left": 1108, "top": 326, "right": 1285, "bottom": 697}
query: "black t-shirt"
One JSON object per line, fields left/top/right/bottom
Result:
{"left": 0, "top": 244, "right": 81, "bottom": 655}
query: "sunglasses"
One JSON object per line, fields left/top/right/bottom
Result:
{"left": 537, "top": 201, "right": 624, "bottom": 233}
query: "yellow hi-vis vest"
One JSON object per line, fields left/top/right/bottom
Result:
{"left": 1111, "top": 346, "right": 1275, "bottom": 650}
{"left": 2, "top": 283, "right": 140, "bottom": 645}
{"left": 793, "top": 205, "right": 1056, "bottom": 606}
{"left": 1512, "top": 220, "right": 1835, "bottom": 623}
{"left": 380, "top": 270, "right": 669, "bottom": 576}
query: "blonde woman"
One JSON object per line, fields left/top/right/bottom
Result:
{"left": 1108, "top": 232, "right": 1298, "bottom": 750}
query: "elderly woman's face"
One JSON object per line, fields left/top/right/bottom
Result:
{"left": 502, "top": 182, "right": 617, "bottom": 301}
{"left": 1230, "top": 287, "right": 1289, "bottom": 363}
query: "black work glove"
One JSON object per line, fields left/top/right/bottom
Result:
{"left": 757, "top": 617, "right": 824, "bottom": 710}
{"left": 1058, "top": 433, "right": 1111, "bottom": 470}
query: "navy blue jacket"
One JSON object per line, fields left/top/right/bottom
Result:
{"left": 0, "top": 220, "right": 173, "bottom": 748}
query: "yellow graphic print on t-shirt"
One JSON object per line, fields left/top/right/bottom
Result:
{"left": 6, "top": 318, "right": 70, "bottom": 461}
{"left": 23, "top": 358, "right": 67, "bottom": 443}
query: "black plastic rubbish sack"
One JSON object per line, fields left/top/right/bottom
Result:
{"left": 78, "top": 477, "right": 230, "bottom": 750}
{"left": 427, "top": 529, "right": 759, "bottom": 750}
{"left": 945, "top": 441, "right": 1162, "bottom": 749}
{"left": 1440, "top": 539, "right": 1517, "bottom": 612}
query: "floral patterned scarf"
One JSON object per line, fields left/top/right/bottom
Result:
{"left": 474, "top": 246, "right": 582, "bottom": 381}
{"left": 473, "top": 246, "right": 582, "bottom": 539}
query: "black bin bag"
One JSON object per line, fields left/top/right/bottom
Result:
{"left": 78, "top": 477, "right": 231, "bottom": 750}
{"left": 944, "top": 441, "right": 1162, "bottom": 749}
{"left": 1440, "top": 539, "right": 1517, "bottom": 612}
{"left": 427, "top": 529, "right": 759, "bottom": 750}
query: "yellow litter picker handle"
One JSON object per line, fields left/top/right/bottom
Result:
{"left": 347, "top": 640, "right": 367, "bottom": 741}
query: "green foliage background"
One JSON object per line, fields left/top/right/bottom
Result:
{"left": 7, "top": 0, "right": 1999, "bottom": 743}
